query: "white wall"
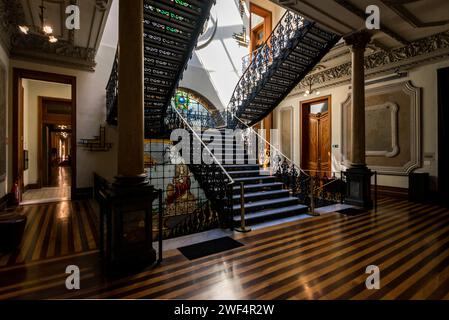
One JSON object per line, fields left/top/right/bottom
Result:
{"left": 273, "top": 59, "right": 449, "bottom": 189}
{"left": 7, "top": 0, "right": 119, "bottom": 190}
{"left": 181, "top": 0, "right": 285, "bottom": 111}
{"left": 21, "top": 79, "right": 71, "bottom": 186}
{"left": 0, "top": 42, "right": 8, "bottom": 198}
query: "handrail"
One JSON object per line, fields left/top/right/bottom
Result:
{"left": 233, "top": 114, "right": 310, "bottom": 177}
{"left": 172, "top": 105, "right": 235, "bottom": 185}
{"left": 227, "top": 10, "right": 306, "bottom": 124}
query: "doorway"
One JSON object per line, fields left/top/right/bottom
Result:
{"left": 250, "top": 3, "right": 272, "bottom": 56}
{"left": 13, "top": 69, "right": 76, "bottom": 203}
{"left": 438, "top": 67, "right": 449, "bottom": 202}
{"left": 250, "top": 3, "right": 273, "bottom": 145}
{"left": 301, "top": 96, "right": 332, "bottom": 176}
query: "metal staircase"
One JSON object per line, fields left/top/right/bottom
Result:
{"left": 106, "top": 0, "right": 215, "bottom": 136}
{"left": 227, "top": 11, "right": 340, "bottom": 128}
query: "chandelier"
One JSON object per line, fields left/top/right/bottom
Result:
{"left": 18, "top": 0, "right": 58, "bottom": 43}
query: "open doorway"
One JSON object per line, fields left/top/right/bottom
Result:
{"left": 250, "top": 3, "right": 273, "bottom": 144}
{"left": 13, "top": 69, "right": 76, "bottom": 204}
{"left": 301, "top": 96, "right": 332, "bottom": 177}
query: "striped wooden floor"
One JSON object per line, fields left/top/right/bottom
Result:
{"left": 0, "top": 201, "right": 99, "bottom": 267}
{"left": 1, "top": 197, "right": 449, "bottom": 300}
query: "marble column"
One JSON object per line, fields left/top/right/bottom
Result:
{"left": 343, "top": 30, "right": 374, "bottom": 209}
{"left": 116, "top": 0, "right": 146, "bottom": 185}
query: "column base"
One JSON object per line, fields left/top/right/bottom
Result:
{"left": 344, "top": 166, "right": 374, "bottom": 209}
{"left": 104, "top": 175, "right": 157, "bottom": 275}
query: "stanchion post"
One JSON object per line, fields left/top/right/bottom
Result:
{"left": 235, "top": 182, "right": 251, "bottom": 233}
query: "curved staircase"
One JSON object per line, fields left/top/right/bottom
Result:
{"left": 227, "top": 11, "right": 340, "bottom": 128}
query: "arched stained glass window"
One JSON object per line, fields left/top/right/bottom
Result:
{"left": 170, "top": 88, "right": 224, "bottom": 129}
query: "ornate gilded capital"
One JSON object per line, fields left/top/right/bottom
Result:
{"left": 344, "top": 30, "right": 373, "bottom": 51}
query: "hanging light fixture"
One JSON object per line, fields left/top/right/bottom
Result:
{"left": 303, "top": 80, "right": 320, "bottom": 97}
{"left": 18, "top": 0, "right": 58, "bottom": 43}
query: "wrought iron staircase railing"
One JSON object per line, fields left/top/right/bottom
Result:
{"left": 226, "top": 10, "right": 340, "bottom": 129}
{"left": 106, "top": 0, "right": 216, "bottom": 136}
{"left": 171, "top": 104, "right": 236, "bottom": 228}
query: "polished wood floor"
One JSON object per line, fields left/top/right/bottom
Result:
{"left": 1, "top": 197, "right": 449, "bottom": 300}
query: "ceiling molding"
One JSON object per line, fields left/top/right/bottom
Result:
{"left": 334, "top": 0, "right": 410, "bottom": 45}
{"left": 381, "top": 0, "right": 449, "bottom": 28}
{"left": 290, "top": 30, "right": 449, "bottom": 95}
{"left": 0, "top": 0, "right": 112, "bottom": 71}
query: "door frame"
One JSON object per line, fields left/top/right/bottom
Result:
{"left": 13, "top": 68, "right": 77, "bottom": 200}
{"left": 249, "top": 3, "right": 272, "bottom": 55}
{"left": 438, "top": 67, "right": 449, "bottom": 201}
{"left": 38, "top": 96, "right": 73, "bottom": 189}
{"left": 300, "top": 95, "right": 332, "bottom": 175}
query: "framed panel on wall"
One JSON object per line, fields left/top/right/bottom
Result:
{"left": 0, "top": 60, "right": 6, "bottom": 182}
{"left": 341, "top": 81, "right": 422, "bottom": 176}
{"left": 280, "top": 107, "right": 293, "bottom": 160}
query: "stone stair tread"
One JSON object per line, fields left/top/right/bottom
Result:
{"left": 233, "top": 175, "right": 275, "bottom": 182}
{"left": 229, "top": 170, "right": 269, "bottom": 176}
{"left": 233, "top": 204, "right": 309, "bottom": 222}
{"left": 232, "top": 182, "right": 283, "bottom": 190}
{"left": 232, "top": 197, "right": 298, "bottom": 211}
{"left": 231, "top": 189, "right": 289, "bottom": 200}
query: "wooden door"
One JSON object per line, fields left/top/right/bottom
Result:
{"left": 301, "top": 97, "right": 331, "bottom": 176}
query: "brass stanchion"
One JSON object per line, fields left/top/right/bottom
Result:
{"left": 308, "top": 177, "right": 320, "bottom": 216}
{"left": 235, "top": 182, "right": 251, "bottom": 233}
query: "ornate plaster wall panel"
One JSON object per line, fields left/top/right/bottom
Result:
{"left": 341, "top": 81, "right": 422, "bottom": 175}
{"left": 365, "top": 102, "right": 399, "bottom": 158}
{"left": 280, "top": 107, "right": 293, "bottom": 160}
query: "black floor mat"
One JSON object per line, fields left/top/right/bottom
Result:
{"left": 337, "top": 208, "right": 368, "bottom": 216}
{"left": 178, "top": 237, "right": 244, "bottom": 260}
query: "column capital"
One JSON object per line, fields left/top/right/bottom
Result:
{"left": 344, "top": 30, "right": 372, "bottom": 50}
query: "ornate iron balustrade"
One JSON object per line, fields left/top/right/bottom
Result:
{"left": 273, "top": 156, "right": 347, "bottom": 209}
{"left": 171, "top": 105, "right": 235, "bottom": 228}
{"left": 164, "top": 105, "right": 219, "bottom": 132}
{"left": 106, "top": 50, "right": 118, "bottom": 126}
{"left": 227, "top": 10, "right": 309, "bottom": 128}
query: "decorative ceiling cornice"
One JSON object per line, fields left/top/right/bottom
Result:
{"left": 292, "top": 30, "right": 449, "bottom": 95}
{"left": 11, "top": 33, "right": 96, "bottom": 71}
{"left": 0, "top": 0, "right": 26, "bottom": 52}
{"left": 0, "top": 0, "right": 112, "bottom": 71}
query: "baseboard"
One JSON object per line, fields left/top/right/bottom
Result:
{"left": 372, "top": 185, "right": 408, "bottom": 199}
{"left": 23, "top": 184, "right": 39, "bottom": 193}
{"left": 74, "top": 187, "right": 93, "bottom": 200}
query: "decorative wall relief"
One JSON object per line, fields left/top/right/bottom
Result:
{"left": 365, "top": 102, "right": 399, "bottom": 158}
{"left": 0, "top": 60, "right": 6, "bottom": 182}
{"left": 341, "top": 81, "right": 422, "bottom": 175}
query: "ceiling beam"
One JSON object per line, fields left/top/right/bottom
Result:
{"left": 381, "top": 0, "right": 449, "bottom": 28}
{"left": 334, "top": 0, "right": 410, "bottom": 45}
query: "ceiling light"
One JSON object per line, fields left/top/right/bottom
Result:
{"left": 316, "top": 91, "right": 320, "bottom": 95}
{"left": 19, "top": 25, "right": 29, "bottom": 34}
{"left": 49, "top": 35, "right": 58, "bottom": 43}
{"left": 43, "top": 25, "right": 53, "bottom": 34}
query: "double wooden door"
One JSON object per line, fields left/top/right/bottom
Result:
{"left": 301, "top": 97, "right": 331, "bottom": 176}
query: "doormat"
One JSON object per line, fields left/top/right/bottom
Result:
{"left": 336, "top": 207, "right": 368, "bottom": 216}
{"left": 178, "top": 236, "right": 244, "bottom": 260}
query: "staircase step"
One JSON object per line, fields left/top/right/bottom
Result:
{"left": 232, "top": 181, "right": 283, "bottom": 194}
{"left": 233, "top": 204, "right": 309, "bottom": 226}
{"left": 229, "top": 170, "right": 268, "bottom": 178}
{"left": 232, "top": 189, "right": 290, "bottom": 204}
{"left": 232, "top": 197, "right": 299, "bottom": 213}
{"left": 223, "top": 164, "right": 260, "bottom": 171}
